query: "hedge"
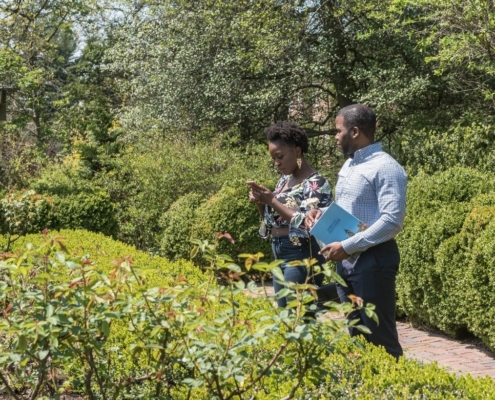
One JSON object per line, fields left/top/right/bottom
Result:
{"left": 397, "top": 167, "right": 495, "bottom": 350}
{"left": 160, "top": 179, "right": 275, "bottom": 263}
{"left": 319, "top": 339, "right": 495, "bottom": 399}
{"left": 30, "top": 167, "right": 119, "bottom": 237}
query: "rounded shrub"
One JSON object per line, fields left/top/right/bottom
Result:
{"left": 159, "top": 192, "right": 204, "bottom": 260}
{"left": 192, "top": 179, "right": 274, "bottom": 261}
{"left": 318, "top": 340, "right": 495, "bottom": 399}
{"left": 397, "top": 202, "right": 470, "bottom": 324}
{"left": 402, "top": 118, "right": 495, "bottom": 176}
{"left": 46, "top": 191, "right": 118, "bottom": 237}
{"left": 398, "top": 167, "right": 495, "bottom": 348}
{"left": 31, "top": 167, "right": 118, "bottom": 237}
{"left": 8, "top": 229, "right": 206, "bottom": 287}
{"left": 463, "top": 215, "right": 495, "bottom": 351}
{"left": 405, "top": 167, "right": 495, "bottom": 217}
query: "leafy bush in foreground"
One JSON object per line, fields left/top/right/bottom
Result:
{"left": 1, "top": 229, "right": 494, "bottom": 399}
{"left": 0, "top": 230, "right": 369, "bottom": 399}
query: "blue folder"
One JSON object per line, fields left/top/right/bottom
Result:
{"left": 309, "top": 202, "right": 367, "bottom": 245}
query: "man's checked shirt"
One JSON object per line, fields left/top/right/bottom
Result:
{"left": 336, "top": 142, "right": 407, "bottom": 255}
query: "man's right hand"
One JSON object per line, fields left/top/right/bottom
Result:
{"left": 305, "top": 209, "right": 322, "bottom": 230}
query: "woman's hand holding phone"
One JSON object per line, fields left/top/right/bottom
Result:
{"left": 247, "top": 181, "right": 272, "bottom": 204}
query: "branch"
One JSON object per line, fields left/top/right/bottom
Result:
{"left": 29, "top": 356, "right": 48, "bottom": 400}
{"left": 305, "top": 128, "right": 337, "bottom": 138}
{"left": 45, "top": 9, "right": 71, "bottom": 44}
{"left": 120, "top": 373, "right": 153, "bottom": 386}
{"left": 0, "top": 371, "right": 21, "bottom": 400}
{"left": 87, "top": 349, "right": 106, "bottom": 400}
{"left": 224, "top": 343, "right": 287, "bottom": 400}
{"left": 22, "top": 0, "right": 49, "bottom": 37}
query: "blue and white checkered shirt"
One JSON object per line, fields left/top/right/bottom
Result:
{"left": 335, "top": 142, "right": 407, "bottom": 255}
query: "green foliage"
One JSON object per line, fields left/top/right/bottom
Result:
{"left": 318, "top": 339, "right": 495, "bottom": 399}
{"left": 465, "top": 214, "right": 495, "bottom": 350}
{"left": 191, "top": 179, "right": 275, "bottom": 261}
{"left": 397, "top": 203, "right": 471, "bottom": 328}
{"left": 397, "top": 0, "right": 495, "bottom": 100}
{"left": 30, "top": 167, "right": 118, "bottom": 237}
{"left": 0, "top": 229, "right": 376, "bottom": 399}
{"left": 0, "top": 189, "right": 53, "bottom": 251}
{"left": 107, "top": 0, "right": 454, "bottom": 150}
{"left": 98, "top": 137, "right": 275, "bottom": 252}
{"left": 0, "top": 0, "right": 105, "bottom": 177}
{"left": 159, "top": 179, "right": 277, "bottom": 263}
{"left": 159, "top": 193, "right": 205, "bottom": 261}
{"left": 397, "top": 167, "right": 495, "bottom": 349}
{"left": 108, "top": 0, "right": 311, "bottom": 140}
{"left": 401, "top": 117, "right": 495, "bottom": 175}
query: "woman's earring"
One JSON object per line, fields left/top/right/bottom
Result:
{"left": 297, "top": 157, "right": 302, "bottom": 169}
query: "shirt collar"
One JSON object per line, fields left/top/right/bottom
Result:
{"left": 351, "top": 142, "right": 381, "bottom": 162}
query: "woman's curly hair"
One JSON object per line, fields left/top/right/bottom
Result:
{"left": 265, "top": 121, "right": 309, "bottom": 153}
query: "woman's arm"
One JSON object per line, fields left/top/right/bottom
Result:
{"left": 249, "top": 189, "right": 266, "bottom": 218}
{"left": 249, "top": 182, "right": 295, "bottom": 223}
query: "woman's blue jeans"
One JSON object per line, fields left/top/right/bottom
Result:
{"left": 271, "top": 235, "right": 325, "bottom": 308}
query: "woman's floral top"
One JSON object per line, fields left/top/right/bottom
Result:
{"left": 261, "top": 172, "right": 333, "bottom": 245}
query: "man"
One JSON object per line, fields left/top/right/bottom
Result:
{"left": 307, "top": 104, "right": 407, "bottom": 358}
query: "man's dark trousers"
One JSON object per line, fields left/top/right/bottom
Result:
{"left": 336, "top": 240, "right": 403, "bottom": 358}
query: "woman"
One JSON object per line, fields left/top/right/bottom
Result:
{"left": 248, "top": 121, "right": 333, "bottom": 309}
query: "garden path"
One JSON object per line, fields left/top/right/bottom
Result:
{"left": 247, "top": 284, "right": 495, "bottom": 380}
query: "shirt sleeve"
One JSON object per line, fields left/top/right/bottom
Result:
{"left": 341, "top": 163, "right": 407, "bottom": 255}
{"left": 290, "top": 175, "right": 333, "bottom": 231}
{"left": 259, "top": 176, "right": 287, "bottom": 238}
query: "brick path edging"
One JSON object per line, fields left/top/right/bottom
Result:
{"left": 397, "top": 321, "right": 495, "bottom": 379}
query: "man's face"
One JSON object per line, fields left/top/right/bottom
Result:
{"left": 335, "top": 115, "right": 354, "bottom": 156}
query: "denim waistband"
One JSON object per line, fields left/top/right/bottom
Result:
{"left": 271, "top": 235, "right": 290, "bottom": 243}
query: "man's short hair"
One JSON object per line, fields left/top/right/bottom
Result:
{"left": 337, "top": 104, "right": 376, "bottom": 139}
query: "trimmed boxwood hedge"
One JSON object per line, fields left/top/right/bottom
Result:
{"left": 397, "top": 167, "right": 495, "bottom": 350}
{"left": 29, "top": 168, "right": 119, "bottom": 237}
{"left": 318, "top": 340, "right": 495, "bottom": 399}
{"left": 7, "top": 228, "right": 207, "bottom": 289}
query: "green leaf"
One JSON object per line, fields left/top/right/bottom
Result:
{"left": 276, "top": 288, "right": 292, "bottom": 298}
{"left": 354, "top": 324, "right": 372, "bottom": 334}
{"left": 9, "top": 353, "right": 21, "bottom": 363}
{"left": 50, "top": 335, "right": 59, "bottom": 349}
{"left": 101, "top": 320, "right": 110, "bottom": 337}
{"left": 234, "top": 280, "right": 246, "bottom": 290}
{"left": 190, "top": 245, "right": 199, "bottom": 259}
{"left": 38, "top": 349, "right": 49, "bottom": 360}
{"left": 55, "top": 252, "right": 66, "bottom": 263}
{"left": 271, "top": 266, "right": 284, "bottom": 282}
{"left": 251, "top": 262, "right": 271, "bottom": 272}
{"left": 17, "top": 335, "right": 27, "bottom": 352}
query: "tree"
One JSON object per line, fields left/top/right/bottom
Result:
{"left": 395, "top": 0, "right": 495, "bottom": 103}
{"left": 0, "top": 0, "right": 113, "bottom": 186}
{"left": 107, "top": 0, "right": 459, "bottom": 151}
